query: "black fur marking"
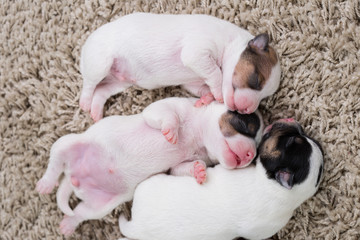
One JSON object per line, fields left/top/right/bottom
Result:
{"left": 227, "top": 111, "right": 260, "bottom": 138}
{"left": 259, "top": 123, "right": 312, "bottom": 188}
{"left": 306, "top": 136, "right": 324, "bottom": 188}
{"left": 316, "top": 164, "right": 323, "bottom": 187}
{"left": 248, "top": 72, "right": 262, "bottom": 90}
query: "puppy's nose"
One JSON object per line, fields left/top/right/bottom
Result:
{"left": 235, "top": 97, "right": 254, "bottom": 114}
{"left": 244, "top": 151, "right": 254, "bottom": 162}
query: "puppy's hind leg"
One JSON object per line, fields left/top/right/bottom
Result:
{"left": 142, "top": 99, "right": 181, "bottom": 144}
{"left": 170, "top": 160, "right": 207, "bottom": 184}
{"left": 36, "top": 134, "right": 80, "bottom": 194}
{"left": 60, "top": 192, "right": 132, "bottom": 236}
{"left": 79, "top": 44, "right": 115, "bottom": 113}
{"left": 90, "top": 74, "right": 132, "bottom": 121}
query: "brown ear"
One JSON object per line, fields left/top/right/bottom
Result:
{"left": 248, "top": 33, "right": 269, "bottom": 51}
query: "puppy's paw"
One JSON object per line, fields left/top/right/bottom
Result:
{"left": 210, "top": 87, "right": 223, "bottom": 104}
{"left": 79, "top": 98, "right": 92, "bottom": 113}
{"left": 60, "top": 215, "right": 76, "bottom": 236}
{"left": 194, "top": 93, "right": 215, "bottom": 107}
{"left": 193, "top": 161, "right": 207, "bottom": 184}
{"left": 90, "top": 108, "right": 103, "bottom": 122}
{"left": 36, "top": 177, "right": 58, "bottom": 194}
{"left": 161, "top": 128, "right": 178, "bottom": 144}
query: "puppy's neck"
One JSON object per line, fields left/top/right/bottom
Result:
{"left": 255, "top": 157, "right": 319, "bottom": 209}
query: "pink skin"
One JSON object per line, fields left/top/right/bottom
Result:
{"left": 224, "top": 87, "right": 259, "bottom": 114}
{"left": 192, "top": 161, "right": 207, "bottom": 184}
{"left": 162, "top": 128, "right": 178, "bottom": 144}
{"left": 264, "top": 118, "right": 296, "bottom": 133}
{"left": 235, "top": 95, "right": 257, "bottom": 114}
{"left": 222, "top": 139, "right": 256, "bottom": 169}
{"left": 194, "top": 93, "right": 216, "bottom": 108}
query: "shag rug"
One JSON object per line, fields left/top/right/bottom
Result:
{"left": 1, "top": 0, "right": 359, "bottom": 239}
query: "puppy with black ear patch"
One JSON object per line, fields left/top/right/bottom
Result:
{"left": 119, "top": 119, "right": 324, "bottom": 240}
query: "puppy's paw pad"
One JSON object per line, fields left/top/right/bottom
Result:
{"left": 162, "top": 128, "right": 178, "bottom": 144}
{"left": 194, "top": 93, "right": 215, "bottom": 107}
{"left": 60, "top": 216, "right": 76, "bottom": 236}
{"left": 36, "top": 178, "right": 58, "bottom": 194}
{"left": 193, "top": 161, "right": 207, "bottom": 184}
{"left": 90, "top": 110, "right": 103, "bottom": 122}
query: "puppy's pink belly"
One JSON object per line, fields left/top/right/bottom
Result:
{"left": 111, "top": 57, "right": 133, "bottom": 82}
{"left": 68, "top": 144, "right": 127, "bottom": 202}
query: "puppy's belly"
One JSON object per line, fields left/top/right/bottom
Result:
{"left": 67, "top": 142, "right": 127, "bottom": 203}
{"left": 111, "top": 56, "right": 203, "bottom": 89}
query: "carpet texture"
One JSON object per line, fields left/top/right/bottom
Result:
{"left": 1, "top": 0, "right": 359, "bottom": 239}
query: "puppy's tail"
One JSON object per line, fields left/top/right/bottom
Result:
{"left": 57, "top": 176, "right": 75, "bottom": 216}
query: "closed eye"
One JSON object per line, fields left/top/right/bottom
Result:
{"left": 248, "top": 72, "right": 261, "bottom": 90}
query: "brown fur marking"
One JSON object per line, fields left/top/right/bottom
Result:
{"left": 260, "top": 136, "right": 281, "bottom": 159}
{"left": 232, "top": 45, "right": 278, "bottom": 90}
{"left": 219, "top": 112, "right": 238, "bottom": 137}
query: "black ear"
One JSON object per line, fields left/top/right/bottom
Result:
{"left": 248, "top": 33, "right": 269, "bottom": 51}
{"left": 275, "top": 170, "right": 294, "bottom": 189}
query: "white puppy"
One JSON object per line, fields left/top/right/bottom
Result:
{"left": 36, "top": 97, "right": 263, "bottom": 236}
{"left": 119, "top": 119, "right": 324, "bottom": 240}
{"left": 80, "top": 13, "right": 281, "bottom": 121}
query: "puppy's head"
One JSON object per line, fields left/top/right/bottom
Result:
{"left": 217, "top": 110, "right": 264, "bottom": 169}
{"left": 258, "top": 119, "right": 324, "bottom": 190}
{"left": 224, "top": 33, "right": 281, "bottom": 114}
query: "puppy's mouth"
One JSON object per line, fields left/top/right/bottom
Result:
{"left": 224, "top": 141, "right": 242, "bottom": 168}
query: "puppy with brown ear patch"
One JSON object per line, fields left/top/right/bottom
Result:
{"left": 118, "top": 119, "right": 324, "bottom": 240}
{"left": 79, "top": 13, "right": 281, "bottom": 121}
{"left": 36, "top": 97, "right": 263, "bottom": 236}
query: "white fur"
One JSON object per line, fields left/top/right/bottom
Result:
{"left": 36, "top": 97, "right": 262, "bottom": 235}
{"left": 79, "top": 13, "right": 281, "bottom": 120}
{"left": 119, "top": 139, "right": 323, "bottom": 240}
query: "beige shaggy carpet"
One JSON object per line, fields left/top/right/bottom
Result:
{"left": 1, "top": 0, "right": 359, "bottom": 239}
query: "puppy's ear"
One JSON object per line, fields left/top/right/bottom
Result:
{"left": 285, "top": 136, "right": 304, "bottom": 148}
{"left": 248, "top": 33, "right": 269, "bottom": 52}
{"left": 275, "top": 170, "right": 294, "bottom": 189}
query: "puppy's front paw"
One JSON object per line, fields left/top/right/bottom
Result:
{"left": 194, "top": 93, "right": 215, "bottom": 107}
{"left": 36, "top": 177, "right": 58, "bottom": 194}
{"left": 60, "top": 215, "right": 77, "bottom": 236}
{"left": 210, "top": 87, "right": 223, "bottom": 104}
{"left": 193, "top": 161, "right": 207, "bottom": 184}
{"left": 161, "top": 128, "right": 178, "bottom": 144}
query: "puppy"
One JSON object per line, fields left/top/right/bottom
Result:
{"left": 119, "top": 119, "right": 324, "bottom": 240}
{"left": 36, "top": 97, "right": 263, "bottom": 236}
{"left": 79, "top": 13, "right": 281, "bottom": 121}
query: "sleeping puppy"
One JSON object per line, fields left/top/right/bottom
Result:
{"left": 36, "top": 97, "right": 263, "bottom": 236}
{"left": 118, "top": 118, "right": 324, "bottom": 240}
{"left": 79, "top": 13, "right": 281, "bottom": 121}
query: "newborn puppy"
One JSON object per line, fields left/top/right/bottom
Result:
{"left": 119, "top": 119, "right": 324, "bottom": 240}
{"left": 80, "top": 13, "right": 281, "bottom": 121}
{"left": 36, "top": 97, "right": 263, "bottom": 236}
